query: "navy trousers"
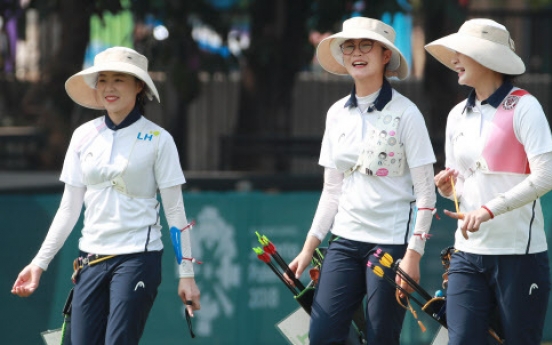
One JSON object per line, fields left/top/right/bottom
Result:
{"left": 309, "top": 238, "right": 407, "bottom": 345}
{"left": 71, "top": 251, "right": 162, "bottom": 345}
{"left": 447, "top": 250, "right": 551, "bottom": 345}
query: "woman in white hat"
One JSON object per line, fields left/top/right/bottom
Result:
{"left": 427, "top": 19, "right": 552, "bottom": 344}
{"left": 286, "top": 17, "right": 437, "bottom": 344}
{"left": 11, "top": 47, "right": 201, "bottom": 344}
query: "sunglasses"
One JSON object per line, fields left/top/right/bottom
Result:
{"left": 340, "top": 39, "right": 375, "bottom": 55}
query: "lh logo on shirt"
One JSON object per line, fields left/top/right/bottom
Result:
{"left": 137, "top": 130, "right": 160, "bottom": 141}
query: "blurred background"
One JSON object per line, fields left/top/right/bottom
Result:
{"left": 1, "top": 0, "right": 552, "bottom": 344}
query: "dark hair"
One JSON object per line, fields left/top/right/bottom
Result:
{"left": 136, "top": 90, "right": 147, "bottom": 114}
{"left": 381, "top": 45, "right": 390, "bottom": 75}
{"left": 135, "top": 78, "right": 147, "bottom": 114}
{"left": 503, "top": 74, "right": 517, "bottom": 84}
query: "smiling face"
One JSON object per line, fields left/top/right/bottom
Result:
{"left": 95, "top": 71, "right": 144, "bottom": 123}
{"left": 451, "top": 52, "right": 495, "bottom": 88}
{"left": 342, "top": 39, "right": 391, "bottom": 83}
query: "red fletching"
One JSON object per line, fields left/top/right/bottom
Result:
{"left": 253, "top": 247, "right": 271, "bottom": 263}
{"left": 263, "top": 241, "right": 276, "bottom": 255}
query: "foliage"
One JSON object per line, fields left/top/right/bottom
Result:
{"left": 526, "top": 0, "right": 552, "bottom": 7}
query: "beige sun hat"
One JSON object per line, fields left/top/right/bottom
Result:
{"left": 425, "top": 18, "right": 525, "bottom": 75}
{"left": 316, "top": 17, "right": 409, "bottom": 80}
{"left": 65, "top": 46, "right": 160, "bottom": 110}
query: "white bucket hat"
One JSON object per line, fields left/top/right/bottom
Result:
{"left": 425, "top": 18, "right": 525, "bottom": 75}
{"left": 65, "top": 46, "right": 160, "bottom": 110}
{"left": 316, "top": 17, "right": 409, "bottom": 80}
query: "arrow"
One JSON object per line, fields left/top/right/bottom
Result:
{"left": 256, "top": 232, "right": 306, "bottom": 291}
{"left": 253, "top": 247, "right": 299, "bottom": 296}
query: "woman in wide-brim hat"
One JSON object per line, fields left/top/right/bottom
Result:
{"left": 428, "top": 18, "right": 552, "bottom": 345}
{"left": 286, "top": 17, "right": 437, "bottom": 345}
{"left": 12, "top": 46, "right": 201, "bottom": 344}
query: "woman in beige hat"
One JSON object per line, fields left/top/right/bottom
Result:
{"left": 12, "top": 47, "right": 200, "bottom": 344}
{"left": 286, "top": 17, "right": 437, "bottom": 344}
{"left": 427, "top": 19, "right": 552, "bottom": 344}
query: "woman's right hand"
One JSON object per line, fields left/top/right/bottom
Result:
{"left": 434, "top": 168, "right": 458, "bottom": 197}
{"left": 285, "top": 250, "right": 314, "bottom": 287}
{"left": 285, "top": 235, "right": 321, "bottom": 286}
{"left": 11, "top": 264, "right": 43, "bottom": 297}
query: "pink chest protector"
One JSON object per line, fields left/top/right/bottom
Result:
{"left": 480, "top": 89, "right": 530, "bottom": 174}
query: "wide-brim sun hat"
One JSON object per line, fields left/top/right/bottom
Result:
{"left": 65, "top": 46, "right": 160, "bottom": 110}
{"left": 316, "top": 17, "right": 409, "bottom": 80}
{"left": 425, "top": 18, "right": 525, "bottom": 75}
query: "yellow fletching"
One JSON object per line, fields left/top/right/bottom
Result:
{"left": 380, "top": 253, "right": 394, "bottom": 268}
{"left": 372, "top": 265, "right": 384, "bottom": 278}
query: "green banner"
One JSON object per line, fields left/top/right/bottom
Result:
{"left": 1, "top": 191, "right": 551, "bottom": 344}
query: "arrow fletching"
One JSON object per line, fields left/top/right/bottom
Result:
{"left": 372, "top": 265, "right": 385, "bottom": 278}
{"left": 379, "top": 252, "right": 394, "bottom": 268}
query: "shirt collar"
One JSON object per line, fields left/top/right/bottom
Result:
{"left": 104, "top": 106, "right": 142, "bottom": 130}
{"left": 463, "top": 81, "right": 514, "bottom": 112}
{"left": 344, "top": 78, "right": 392, "bottom": 112}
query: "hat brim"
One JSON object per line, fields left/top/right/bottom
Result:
{"left": 65, "top": 61, "right": 160, "bottom": 110}
{"left": 425, "top": 32, "right": 525, "bottom": 75}
{"left": 316, "top": 29, "right": 409, "bottom": 80}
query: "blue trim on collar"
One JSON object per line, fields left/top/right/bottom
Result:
{"left": 105, "top": 106, "right": 142, "bottom": 130}
{"left": 463, "top": 81, "right": 514, "bottom": 112}
{"left": 344, "top": 79, "right": 392, "bottom": 112}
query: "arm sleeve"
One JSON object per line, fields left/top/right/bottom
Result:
{"left": 408, "top": 164, "right": 437, "bottom": 256}
{"left": 307, "top": 167, "right": 343, "bottom": 241}
{"left": 159, "top": 185, "right": 194, "bottom": 278}
{"left": 31, "top": 184, "right": 85, "bottom": 270}
{"left": 485, "top": 152, "right": 552, "bottom": 216}
{"left": 485, "top": 96, "right": 552, "bottom": 216}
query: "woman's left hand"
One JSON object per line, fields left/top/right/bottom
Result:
{"left": 395, "top": 250, "right": 421, "bottom": 298}
{"left": 444, "top": 207, "right": 492, "bottom": 239}
{"left": 178, "top": 277, "right": 201, "bottom": 316}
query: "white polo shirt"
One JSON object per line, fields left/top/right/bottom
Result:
{"left": 320, "top": 82, "right": 436, "bottom": 244}
{"left": 445, "top": 85, "right": 552, "bottom": 254}
{"left": 61, "top": 115, "right": 185, "bottom": 255}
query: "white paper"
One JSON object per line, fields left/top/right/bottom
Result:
{"left": 276, "top": 307, "right": 310, "bottom": 345}
{"left": 431, "top": 326, "right": 448, "bottom": 345}
{"left": 41, "top": 328, "right": 63, "bottom": 345}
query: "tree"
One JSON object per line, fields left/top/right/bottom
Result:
{"left": 21, "top": 0, "right": 125, "bottom": 169}
{"left": 227, "top": 0, "right": 312, "bottom": 171}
